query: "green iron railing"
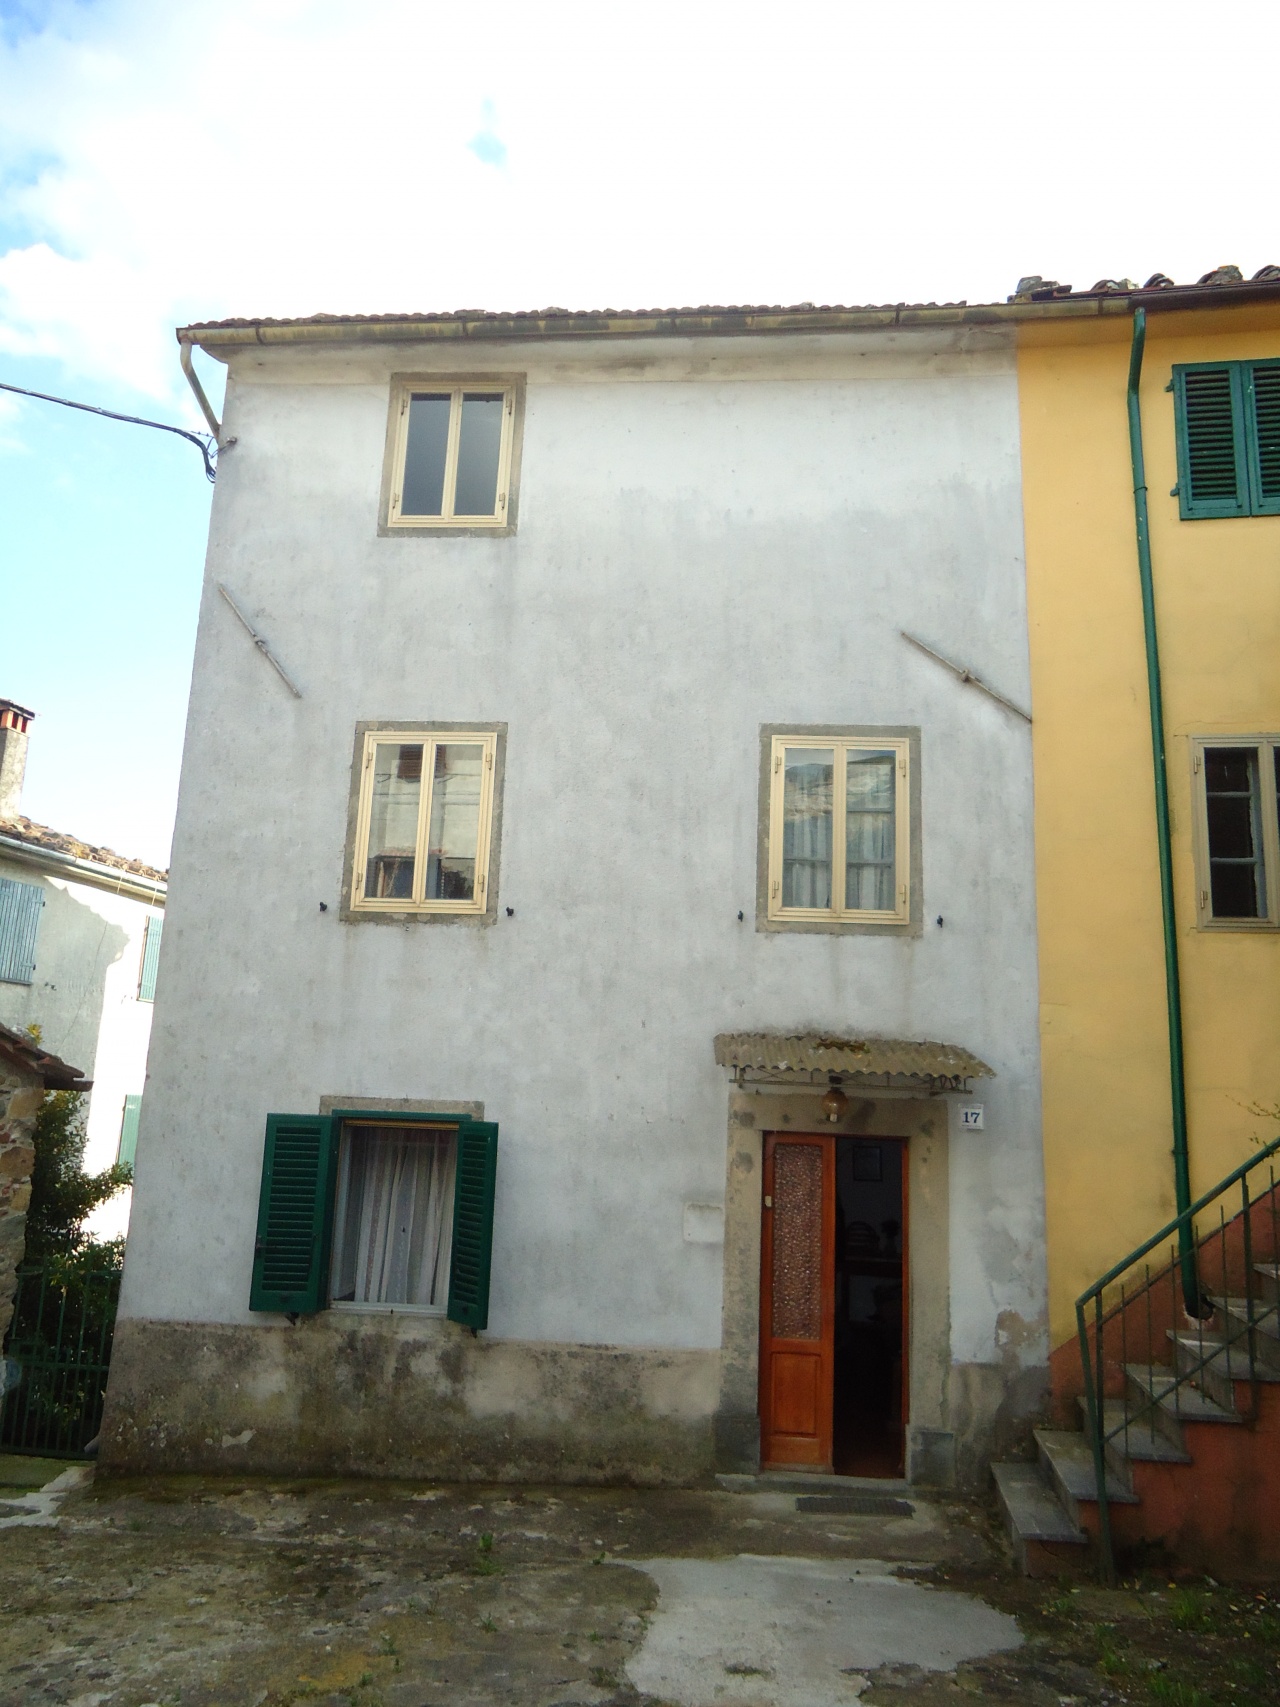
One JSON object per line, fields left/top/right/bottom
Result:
{"left": 1077, "top": 1134, "right": 1280, "bottom": 1583}
{"left": 1, "top": 1254, "right": 121, "bottom": 1457}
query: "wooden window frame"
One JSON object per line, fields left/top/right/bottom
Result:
{"left": 1190, "top": 736, "right": 1280, "bottom": 930}
{"left": 766, "top": 733, "right": 911, "bottom": 927}
{"left": 1173, "top": 359, "right": 1280, "bottom": 520}
{"left": 383, "top": 377, "right": 520, "bottom": 532}
{"left": 349, "top": 727, "right": 498, "bottom": 919}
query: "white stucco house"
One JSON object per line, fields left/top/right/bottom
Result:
{"left": 103, "top": 302, "right": 1047, "bottom": 1488}
{"left": 0, "top": 701, "right": 166, "bottom": 1240}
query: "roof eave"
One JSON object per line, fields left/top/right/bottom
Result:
{"left": 177, "top": 282, "right": 1280, "bottom": 355}
{"left": 0, "top": 830, "right": 167, "bottom": 905}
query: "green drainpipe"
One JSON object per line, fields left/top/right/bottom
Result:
{"left": 1126, "top": 306, "right": 1200, "bottom": 1313}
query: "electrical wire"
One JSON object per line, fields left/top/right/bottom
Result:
{"left": 0, "top": 378, "right": 217, "bottom": 481}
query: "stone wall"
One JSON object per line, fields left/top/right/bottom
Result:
{"left": 0, "top": 1063, "right": 40, "bottom": 1342}
{"left": 101, "top": 1316, "right": 720, "bottom": 1484}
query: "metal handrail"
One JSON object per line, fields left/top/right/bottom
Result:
{"left": 1076, "top": 1134, "right": 1280, "bottom": 1582}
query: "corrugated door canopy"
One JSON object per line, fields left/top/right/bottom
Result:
{"left": 713, "top": 1032, "right": 993, "bottom": 1088}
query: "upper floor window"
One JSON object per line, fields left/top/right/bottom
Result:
{"left": 347, "top": 726, "right": 500, "bottom": 919}
{"left": 385, "top": 378, "right": 519, "bottom": 530}
{"left": 0, "top": 875, "right": 42, "bottom": 985}
{"left": 138, "top": 914, "right": 163, "bottom": 1001}
{"left": 1193, "top": 738, "right": 1280, "bottom": 927}
{"left": 764, "top": 732, "right": 912, "bottom": 929}
{"left": 1173, "top": 360, "right": 1280, "bottom": 519}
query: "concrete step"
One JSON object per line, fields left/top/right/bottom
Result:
{"left": 716, "top": 1472, "right": 912, "bottom": 1495}
{"left": 1124, "top": 1364, "right": 1241, "bottom": 1444}
{"left": 1220, "top": 1299, "right": 1280, "bottom": 1371}
{"left": 1169, "top": 1330, "right": 1280, "bottom": 1408}
{"left": 1255, "top": 1263, "right": 1280, "bottom": 1308}
{"left": 1082, "top": 1397, "right": 1192, "bottom": 1467}
{"left": 1033, "top": 1428, "right": 1138, "bottom": 1526}
{"left": 991, "top": 1460, "right": 1087, "bottom": 1577}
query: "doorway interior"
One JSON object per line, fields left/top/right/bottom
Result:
{"left": 833, "top": 1136, "right": 905, "bottom": 1475}
{"left": 759, "top": 1132, "right": 906, "bottom": 1477}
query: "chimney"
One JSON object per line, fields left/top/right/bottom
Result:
{"left": 0, "top": 700, "right": 34, "bottom": 823}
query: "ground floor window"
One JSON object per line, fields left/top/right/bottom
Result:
{"left": 248, "top": 1109, "right": 497, "bottom": 1328}
{"left": 330, "top": 1122, "right": 456, "bottom": 1310}
{"left": 1193, "top": 736, "right": 1280, "bottom": 926}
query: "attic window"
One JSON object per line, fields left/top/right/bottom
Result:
{"left": 384, "top": 378, "right": 519, "bottom": 530}
{"left": 1172, "top": 361, "right": 1280, "bottom": 519}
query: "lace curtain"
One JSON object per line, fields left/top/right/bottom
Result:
{"left": 331, "top": 1125, "right": 456, "bottom": 1308}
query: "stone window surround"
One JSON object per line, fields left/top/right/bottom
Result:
{"left": 338, "top": 723, "right": 507, "bottom": 927}
{"left": 755, "top": 724, "right": 924, "bottom": 937}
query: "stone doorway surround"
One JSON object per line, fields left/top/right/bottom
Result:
{"left": 712, "top": 1033, "right": 994, "bottom": 1489}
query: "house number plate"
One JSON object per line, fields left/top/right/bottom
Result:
{"left": 959, "top": 1105, "right": 985, "bottom": 1130}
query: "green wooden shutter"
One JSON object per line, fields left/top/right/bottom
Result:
{"left": 1245, "top": 361, "right": 1280, "bottom": 515}
{"left": 447, "top": 1120, "right": 498, "bottom": 1330}
{"left": 118, "top": 1094, "right": 142, "bottom": 1168}
{"left": 138, "top": 915, "right": 163, "bottom": 1002}
{"left": 0, "top": 876, "right": 43, "bottom": 985}
{"left": 1174, "top": 363, "right": 1249, "bottom": 519}
{"left": 249, "top": 1114, "right": 338, "bottom": 1314}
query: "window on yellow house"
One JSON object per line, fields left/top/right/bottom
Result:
{"left": 1173, "top": 361, "right": 1280, "bottom": 519}
{"left": 1193, "top": 739, "right": 1280, "bottom": 926}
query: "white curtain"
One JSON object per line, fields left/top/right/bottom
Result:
{"left": 782, "top": 754, "right": 834, "bottom": 908}
{"left": 332, "top": 1126, "right": 456, "bottom": 1308}
{"left": 846, "top": 753, "right": 895, "bottom": 911}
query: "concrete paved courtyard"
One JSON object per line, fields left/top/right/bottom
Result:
{"left": 0, "top": 1459, "right": 1276, "bottom": 1706}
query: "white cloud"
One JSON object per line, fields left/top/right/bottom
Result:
{"left": 0, "top": 0, "right": 1278, "bottom": 413}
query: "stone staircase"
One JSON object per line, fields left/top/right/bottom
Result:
{"left": 994, "top": 1260, "right": 1280, "bottom": 1576}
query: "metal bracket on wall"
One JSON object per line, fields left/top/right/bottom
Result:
{"left": 217, "top": 583, "right": 303, "bottom": 698}
{"left": 900, "top": 632, "right": 1032, "bottom": 724}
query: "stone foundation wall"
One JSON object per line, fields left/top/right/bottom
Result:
{"left": 101, "top": 1316, "right": 722, "bottom": 1484}
{"left": 0, "top": 1066, "right": 40, "bottom": 1343}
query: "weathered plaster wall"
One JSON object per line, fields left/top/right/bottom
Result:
{"left": 114, "top": 326, "right": 1046, "bottom": 1478}
{"left": 103, "top": 1316, "right": 718, "bottom": 1483}
{"left": 0, "top": 857, "right": 157, "bottom": 1240}
{"left": 0, "top": 1060, "right": 40, "bottom": 1341}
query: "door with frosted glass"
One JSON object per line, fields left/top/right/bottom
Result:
{"left": 759, "top": 1134, "right": 835, "bottom": 1467}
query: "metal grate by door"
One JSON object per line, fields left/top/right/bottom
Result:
{"left": 1, "top": 1257, "right": 120, "bottom": 1456}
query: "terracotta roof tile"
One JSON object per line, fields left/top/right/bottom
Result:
{"left": 0, "top": 1020, "right": 90, "bottom": 1090}
{"left": 0, "top": 817, "right": 167, "bottom": 887}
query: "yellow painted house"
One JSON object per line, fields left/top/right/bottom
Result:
{"left": 984, "top": 267, "right": 1280, "bottom": 1574}
{"left": 1015, "top": 266, "right": 1280, "bottom": 1376}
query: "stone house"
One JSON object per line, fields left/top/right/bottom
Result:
{"left": 103, "top": 300, "right": 1048, "bottom": 1489}
{"left": 0, "top": 701, "right": 167, "bottom": 1239}
{"left": 0, "top": 1022, "right": 89, "bottom": 1341}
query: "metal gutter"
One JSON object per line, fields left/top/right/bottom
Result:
{"left": 1125, "top": 307, "right": 1199, "bottom": 1314}
{"left": 0, "top": 831, "right": 167, "bottom": 908}
{"left": 180, "top": 339, "right": 223, "bottom": 439}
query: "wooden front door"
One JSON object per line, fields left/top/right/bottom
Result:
{"left": 759, "top": 1133, "right": 835, "bottom": 1468}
